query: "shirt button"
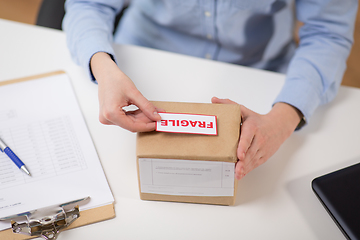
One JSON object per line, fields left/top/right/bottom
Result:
{"left": 206, "top": 34, "right": 212, "bottom": 40}
{"left": 204, "top": 11, "right": 211, "bottom": 17}
{"left": 205, "top": 53, "right": 212, "bottom": 59}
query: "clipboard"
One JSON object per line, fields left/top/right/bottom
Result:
{"left": 0, "top": 198, "right": 115, "bottom": 240}
{"left": 0, "top": 71, "right": 115, "bottom": 239}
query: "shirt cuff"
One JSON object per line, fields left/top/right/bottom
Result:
{"left": 74, "top": 34, "right": 117, "bottom": 82}
{"left": 273, "top": 78, "right": 321, "bottom": 130}
{"left": 88, "top": 51, "right": 117, "bottom": 84}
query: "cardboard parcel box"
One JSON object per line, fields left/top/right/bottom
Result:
{"left": 136, "top": 101, "right": 241, "bottom": 205}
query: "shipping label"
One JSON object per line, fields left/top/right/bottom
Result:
{"left": 138, "top": 158, "right": 235, "bottom": 197}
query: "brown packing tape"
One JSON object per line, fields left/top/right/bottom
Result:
{"left": 0, "top": 71, "right": 116, "bottom": 238}
{"left": 0, "top": 204, "right": 115, "bottom": 240}
{"left": 136, "top": 101, "right": 241, "bottom": 205}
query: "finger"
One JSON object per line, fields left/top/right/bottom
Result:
{"left": 237, "top": 122, "right": 255, "bottom": 161}
{"left": 244, "top": 151, "right": 265, "bottom": 175}
{"left": 129, "top": 91, "right": 161, "bottom": 122}
{"left": 99, "top": 104, "right": 118, "bottom": 125}
{"left": 101, "top": 105, "right": 156, "bottom": 132}
{"left": 243, "top": 136, "right": 260, "bottom": 164}
{"left": 235, "top": 132, "right": 255, "bottom": 180}
{"left": 211, "top": 96, "right": 238, "bottom": 105}
{"left": 237, "top": 146, "right": 256, "bottom": 178}
{"left": 116, "top": 113, "right": 156, "bottom": 132}
{"left": 99, "top": 114, "right": 114, "bottom": 125}
{"left": 235, "top": 122, "right": 256, "bottom": 179}
{"left": 235, "top": 148, "right": 259, "bottom": 180}
{"left": 235, "top": 160, "right": 245, "bottom": 180}
{"left": 126, "top": 109, "right": 158, "bottom": 124}
{"left": 242, "top": 150, "right": 268, "bottom": 179}
{"left": 239, "top": 105, "right": 252, "bottom": 120}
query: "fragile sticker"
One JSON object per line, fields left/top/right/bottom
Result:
{"left": 156, "top": 112, "right": 217, "bottom": 135}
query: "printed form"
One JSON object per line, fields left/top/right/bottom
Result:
{"left": 0, "top": 73, "right": 114, "bottom": 230}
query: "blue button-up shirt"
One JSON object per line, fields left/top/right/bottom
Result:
{"left": 63, "top": 0, "right": 357, "bottom": 125}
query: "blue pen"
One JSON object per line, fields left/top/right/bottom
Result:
{"left": 0, "top": 137, "right": 31, "bottom": 176}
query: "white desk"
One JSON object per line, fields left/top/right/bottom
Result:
{"left": 1, "top": 18, "right": 360, "bottom": 240}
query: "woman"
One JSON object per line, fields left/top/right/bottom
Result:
{"left": 63, "top": 0, "right": 357, "bottom": 179}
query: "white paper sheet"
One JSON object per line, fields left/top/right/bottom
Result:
{"left": 139, "top": 158, "right": 235, "bottom": 196}
{"left": 0, "top": 73, "right": 114, "bottom": 230}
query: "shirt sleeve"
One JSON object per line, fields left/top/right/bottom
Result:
{"left": 62, "top": 0, "right": 125, "bottom": 80}
{"left": 273, "top": 0, "right": 357, "bottom": 128}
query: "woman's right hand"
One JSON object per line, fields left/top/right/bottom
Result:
{"left": 90, "top": 52, "right": 161, "bottom": 132}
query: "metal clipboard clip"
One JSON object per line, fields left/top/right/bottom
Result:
{"left": 0, "top": 196, "right": 90, "bottom": 240}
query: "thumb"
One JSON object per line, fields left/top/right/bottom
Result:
{"left": 211, "top": 96, "right": 238, "bottom": 105}
{"left": 131, "top": 93, "right": 161, "bottom": 122}
{"left": 239, "top": 105, "right": 253, "bottom": 118}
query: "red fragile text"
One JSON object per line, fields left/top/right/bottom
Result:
{"left": 161, "top": 119, "right": 214, "bottom": 128}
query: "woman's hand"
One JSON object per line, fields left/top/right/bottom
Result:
{"left": 211, "top": 97, "right": 302, "bottom": 180}
{"left": 91, "top": 52, "right": 161, "bottom": 132}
